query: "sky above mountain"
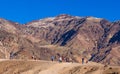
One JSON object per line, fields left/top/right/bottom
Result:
{"left": 0, "top": 0, "right": 120, "bottom": 24}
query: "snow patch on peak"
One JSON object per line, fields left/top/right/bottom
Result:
{"left": 87, "top": 17, "right": 102, "bottom": 22}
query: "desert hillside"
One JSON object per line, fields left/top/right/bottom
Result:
{"left": 0, "top": 60, "right": 120, "bottom": 74}
{"left": 0, "top": 14, "right": 120, "bottom": 66}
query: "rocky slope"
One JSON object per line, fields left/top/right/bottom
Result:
{"left": 0, "top": 14, "right": 120, "bottom": 66}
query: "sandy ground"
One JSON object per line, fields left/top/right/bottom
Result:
{"left": 0, "top": 59, "right": 120, "bottom": 74}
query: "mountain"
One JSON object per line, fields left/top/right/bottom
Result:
{"left": 0, "top": 14, "right": 120, "bottom": 66}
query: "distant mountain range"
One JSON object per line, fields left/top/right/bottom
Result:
{"left": 0, "top": 14, "right": 120, "bottom": 66}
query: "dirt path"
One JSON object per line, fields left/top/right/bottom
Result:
{"left": 38, "top": 63, "right": 79, "bottom": 74}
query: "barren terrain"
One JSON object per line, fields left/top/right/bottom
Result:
{"left": 0, "top": 59, "right": 120, "bottom": 74}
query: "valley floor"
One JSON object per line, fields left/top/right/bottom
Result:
{"left": 0, "top": 59, "right": 120, "bottom": 74}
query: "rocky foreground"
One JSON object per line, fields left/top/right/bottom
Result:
{"left": 0, "top": 60, "right": 120, "bottom": 74}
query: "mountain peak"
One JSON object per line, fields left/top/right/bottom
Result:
{"left": 55, "top": 14, "right": 73, "bottom": 19}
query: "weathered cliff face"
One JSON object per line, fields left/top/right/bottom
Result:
{"left": 0, "top": 14, "right": 120, "bottom": 65}
{"left": 89, "top": 21, "right": 120, "bottom": 66}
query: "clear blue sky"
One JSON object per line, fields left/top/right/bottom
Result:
{"left": 0, "top": 0, "right": 120, "bottom": 24}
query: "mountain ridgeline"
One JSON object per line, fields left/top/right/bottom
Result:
{"left": 0, "top": 14, "right": 120, "bottom": 66}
